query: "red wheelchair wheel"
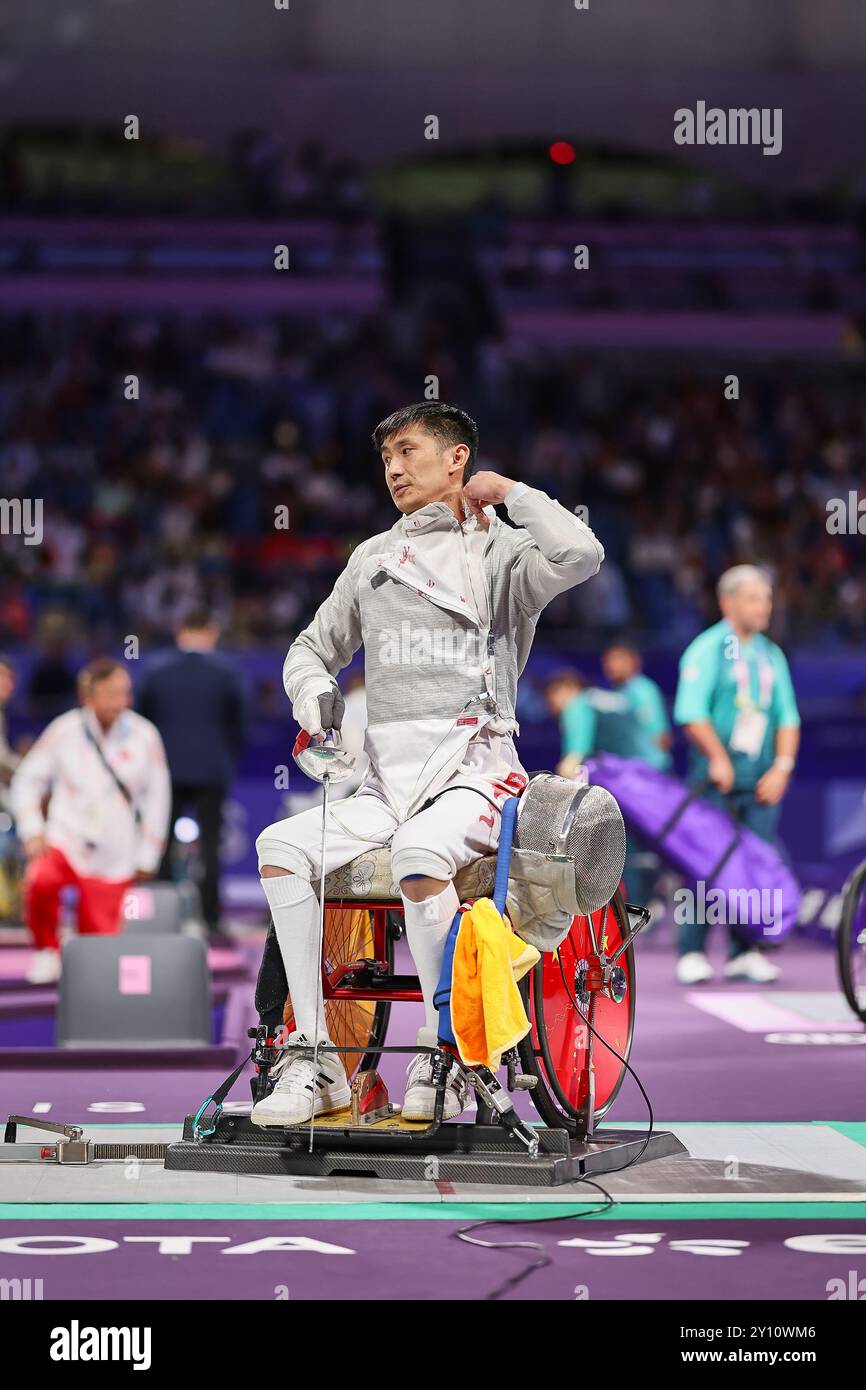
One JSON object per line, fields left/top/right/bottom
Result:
{"left": 518, "top": 889, "right": 635, "bottom": 1133}
{"left": 837, "top": 857, "right": 866, "bottom": 1024}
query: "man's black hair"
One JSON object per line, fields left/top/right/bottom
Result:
{"left": 372, "top": 403, "right": 478, "bottom": 485}
{"left": 543, "top": 668, "right": 585, "bottom": 693}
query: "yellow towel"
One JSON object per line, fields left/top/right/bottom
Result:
{"left": 451, "top": 897, "right": 541, "bottom": 1070}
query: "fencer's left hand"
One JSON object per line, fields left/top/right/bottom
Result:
{"left": 463, "top": 471, "right": 516, "bottom": 524}
{"left": 755, "top": 765, "right": 790, "bottom": 805}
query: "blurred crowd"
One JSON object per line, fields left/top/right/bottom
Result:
{"left": 0, "top": 306, "right": 864, "bottom": 691}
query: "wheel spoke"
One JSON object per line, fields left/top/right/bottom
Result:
{"left": 280, "top": 906, "right": 383, "bottom": 1079}
{"left": 528, "top": 893, "right": 634, "bottom": 1126}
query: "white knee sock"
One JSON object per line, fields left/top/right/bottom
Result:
{"left": 401, "top": 880, "right": 459, "bottom": 1046}
{"left": 260, "top": 874, "right": 329, "bottom": 1044}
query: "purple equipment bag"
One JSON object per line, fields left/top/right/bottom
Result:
{"left": 585, "top": 753, "right": 801, "bottom": 943}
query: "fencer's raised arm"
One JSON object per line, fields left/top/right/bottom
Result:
{"left": 282, "top": 476, "right": 603, "bottom": 734}
{"left": 282, "top": 545, "right": 365, "bottom": 730}
{"left": 502, "top": 482, "right": 604, "bottom": 613}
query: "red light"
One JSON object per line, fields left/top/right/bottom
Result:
{"left": 548, "top": 141, "right": 576, "bottom": 166}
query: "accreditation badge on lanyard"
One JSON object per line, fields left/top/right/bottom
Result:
{"left": 728, "top": 647, "right": 774, "bottom": 759}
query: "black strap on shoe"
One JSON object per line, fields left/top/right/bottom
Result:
{"left": 192, "top": 1048, "right": 254, "bottom": 1140}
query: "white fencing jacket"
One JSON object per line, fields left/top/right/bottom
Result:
{"left": 11, "top": 707, "right": 171, "bottom": 880}
{"left": 284, "top": 482, "right": 604, "bottom": 822}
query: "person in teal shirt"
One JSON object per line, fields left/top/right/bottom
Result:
{"left": 602, "top": 643, "right": 672, "bottom": 771}
{"left": 544, "top": 663, "right": 665, "bottom": 913}
{"left": 673, "top": 565, "right": 800, "bottom": 986}
{"left": 544, "top": 670, "right": 643, "bottom": 775}
{"left": 600, "top": 643, "right": 672, "bottom": 913}
{"left": 544, "top": 670, "right": 596, "bottom": 777}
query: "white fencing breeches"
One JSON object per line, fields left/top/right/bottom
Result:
{"left": 256, "top": 785, "right": 502, "bottom": 885}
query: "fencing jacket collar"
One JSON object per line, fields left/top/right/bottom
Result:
{"left": 400, "top": 498, "right": 462, "bottom": 536}
{"left": 377, "top": 500, "right": 492, "bottom": 632}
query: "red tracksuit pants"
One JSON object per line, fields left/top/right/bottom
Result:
{"left": 24, "top": 846, "right": 132, "bottom": 950}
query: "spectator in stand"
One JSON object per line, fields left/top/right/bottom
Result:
{"left": 0, "top": 306, "right": 863, "bottom": 653}
{"left": 11, "top": 659, "right": 170, "bottom": 984}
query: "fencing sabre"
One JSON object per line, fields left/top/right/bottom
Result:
{"left": 292, "top": 728, "right": 356, "bottom": 1151}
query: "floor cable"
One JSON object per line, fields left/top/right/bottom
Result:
{"left": 453, "top": 948, "right": 654, "bottom": 1299}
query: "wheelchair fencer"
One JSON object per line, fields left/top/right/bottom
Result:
{"left": 232, "top": 733, "right": 649, "bottom": 1153}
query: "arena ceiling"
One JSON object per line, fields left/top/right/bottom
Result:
{"left": 0, "top": 1, "right": 863, "bottom": 188}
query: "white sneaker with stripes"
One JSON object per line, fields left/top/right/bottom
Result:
{"left": 250, "top": 1030, "right": 350, "bottom": 1127}
{"left": 402, "top": 1051, "right": 468, "bottom": 1123}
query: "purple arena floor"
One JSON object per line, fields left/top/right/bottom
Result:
{"left": 0, "top": 931, "right": 861, "bottom": 1125}
{"left": 2, "top": 927, "right": 865, "bottom": 1303}
{"left": 1, "top": 1219, "right": 864, "bottom": 1302}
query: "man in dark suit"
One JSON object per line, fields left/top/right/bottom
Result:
{"left": 138, "top": 611, "right": 246, "bottom": 939}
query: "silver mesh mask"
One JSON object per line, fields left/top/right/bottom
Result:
{"left": 455, "top": 848, "right": 580, "bottom": 954}
{"left": 514, "top": 774, "right": 626, "bottom": 917}
{"left": 505, "top": 772, "right": 625, "bottom": 956}
{"left": 458, "top": 774, "right": 626, "bottom": 954}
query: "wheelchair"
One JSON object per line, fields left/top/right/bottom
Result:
{"left": 250, "top": 841, "right": 644, "bottom": 1140}
{"left": 837, "top": 856, "right": 866, "bottom": 1024}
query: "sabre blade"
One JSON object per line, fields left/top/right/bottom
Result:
{"left": 309, "top": 770, "right": 330, "bottom": 1154}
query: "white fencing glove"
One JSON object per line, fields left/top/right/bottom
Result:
{"left": 292, "top": 682, "right": 345, "bottom": 737}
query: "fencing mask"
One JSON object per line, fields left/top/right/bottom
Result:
{"left": 469, "top": 773, "right": 626, "bottom": 953}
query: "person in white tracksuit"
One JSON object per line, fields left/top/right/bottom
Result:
{"left": 252, "top": 402, "right": 604, "bottom": 1126}
{"left": 11, "top": 658, "right": 171, "bottom": 984}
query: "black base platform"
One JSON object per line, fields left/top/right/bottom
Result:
{"left": 164, "top": 1114, "right": 687, "bottom": 1186}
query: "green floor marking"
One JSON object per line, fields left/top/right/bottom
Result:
{"left": 2, "top": 1201, "right": 866, "bottom": 1222}
{"left": 819, "top": 1121, "right": 866, "bottom": 1147}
